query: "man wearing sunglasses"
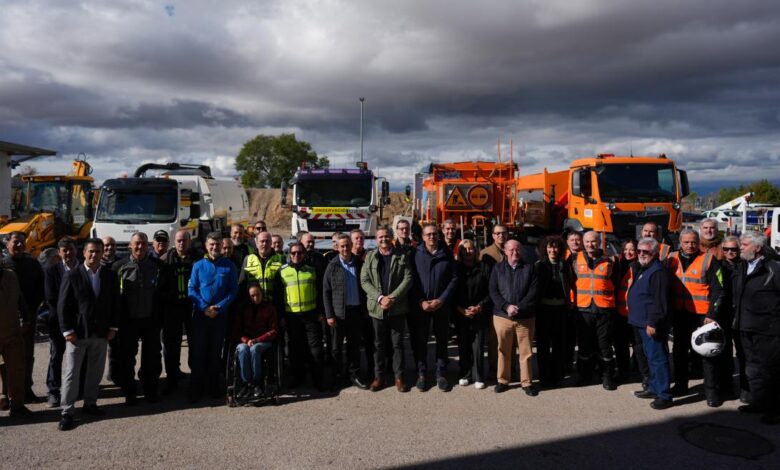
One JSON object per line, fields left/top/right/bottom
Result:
{"left": 720, "top": 236, "right": 750, "bottom": 403}
{"left": 275, "top": 242, "right": 324, "bottom": 391}
{"left": 627, "top": 238, "right": 673, "bottom": 409}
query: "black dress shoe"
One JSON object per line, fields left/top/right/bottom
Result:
{"left": 415, "top": 376, "right": 426, "bottom": 391}
{"left": 58, "top": 414, "right": 75, "bottom": 431}
{"left": 650, "top": 398, "right": 674, "bottom": 410}
{"left": 634, "top": 390, "right": 656, "bottom": 399}
{"left": 82, "top": 404, "right": 105, "bottom": 416}
{"left": 706, "top": 397, "right": 723, "bottom": 408}
{"left": 350, "top": 376, "right": 369, "bottom": 390}
{"left": 602, "top": 377, "right": 617, "bottom": 391}
{"left": 523, "top": 385, "right": 539, "bottom": 397}
{"left": 495, "top": 383, "right": 509, "bottom": 393}
{"left": 436, "top": 377, "right": 450, "bottom": 392}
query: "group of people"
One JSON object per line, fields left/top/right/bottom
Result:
{"left": 1, "top": 216, "right": 779, "bottom": 430}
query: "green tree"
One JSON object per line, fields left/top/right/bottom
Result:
{"left": 235, "top": 134, "right": 329, "bottom": 188}
{"left": 717, "top": 179, "right": 780, "bottom": 204}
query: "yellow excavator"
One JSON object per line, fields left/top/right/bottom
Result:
{"left": 0, "top": 157, "right": 95, "bottom": 257}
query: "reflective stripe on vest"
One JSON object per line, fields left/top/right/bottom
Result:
{"left": 669, "top": 252, "right": 712, "bottom": 315}
{"left": 575, "top": 251, "right": 615, "bottom": 309}
{"left": 243, "top": 253, "right": 283, "bottom": 302}
{"left": 615, "top": 268, "right": 632, "bottom": 317}
{"left": 279, "top": 265, "right": 317, "bottom": 313}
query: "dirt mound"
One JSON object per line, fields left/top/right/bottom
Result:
{"left": 247, "top": 188, "right": 410, "bottom": 236}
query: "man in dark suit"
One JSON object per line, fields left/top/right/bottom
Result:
{"left": 43, "top": 237, "right": 79, "bottom": 408}
{"left": 57, "top": 238, "right": 120, "bottom": 431}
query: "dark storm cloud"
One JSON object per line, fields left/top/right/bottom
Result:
{"left": 2, "top": 0, "right": 780, "bottom": 187}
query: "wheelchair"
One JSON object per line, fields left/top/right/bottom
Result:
{"left": 226, "top": 340, "right": 284, "bottom": 407}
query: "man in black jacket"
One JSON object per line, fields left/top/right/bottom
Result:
{"left": 490, "top": 239, "right": 538, "bottom": 395}
{"left": 2, "top": 231, "right": 45, "bottom": 403}
{"left": 114, "top": 232, "right": 166, "bottom": 405}
{"left": 323, "top": 234, "right": 368, "bottom": 390}
{"left": 43, "top": 237, "right": 79, "bottom": 408}
{"left": 412, "top": 223, "right": 458, "bottom": 392}
{"left": 57, "top": 238, "right": 120, "bottom": 431}
{"left": 628, "top": 238, "right": 673, "bottom": 410}
{"left": 159, "top": 229, "right": 199, "bottom": 394}
{"left": 734, "top": 231, "right": 780, "bottom": 424}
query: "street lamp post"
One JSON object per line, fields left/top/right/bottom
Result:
{"left": 359, "top": 97, "right": 365, "bottom": 163}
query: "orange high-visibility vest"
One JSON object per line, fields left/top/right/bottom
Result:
{"left": 575, "top": 252, "right": 615, "bottom": 309}
{"left": 615, "top": 268, "right": 632, "bottom": 317}
{"left": 668, "top": 251, "right": 713, "bottom": 315}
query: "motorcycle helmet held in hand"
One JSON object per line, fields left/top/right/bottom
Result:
{"left": 691, "top": 321, "right": 726, "bottom": 358}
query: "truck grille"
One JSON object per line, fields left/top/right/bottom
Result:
{"left": 610, "top": 212, "right": 670, "bottom": 239}
{"left": 306, "top": 219, "right": 352, "bottom": 232}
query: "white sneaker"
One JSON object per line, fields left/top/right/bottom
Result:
{"left": 474, "top": 381, "right": 486, "bottom": 390}
{"left": 458, "top": 378, "right": 469, "bottom": 386}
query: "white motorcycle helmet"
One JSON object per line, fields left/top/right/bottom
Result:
{"left": 691, "top": 321, "right": 725, "bottom": 358}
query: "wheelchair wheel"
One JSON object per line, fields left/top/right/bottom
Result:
{"left": 225, "top": 343, "right": 241, "bottom": 407}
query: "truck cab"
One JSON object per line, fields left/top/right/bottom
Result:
{"left": 566, "top": 154, "right": 689, "bottom": 240}
{"left": 282, "top": 162, "right": 389, "bottom": 239}
{"left": 92, "top": 163, "right": 249, "bottom": 253}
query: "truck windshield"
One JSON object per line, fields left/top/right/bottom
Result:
{"left": 296, "top": 178, "right": 372, "bottom": 207}
{"left": 96, "top": 189, "right": 177, "bottom": 223}
{"left": 26, "top": 181, "right": 70, "bottom": 216}
{"left": 596, "top": 164, "right": 677, "bottom": 202}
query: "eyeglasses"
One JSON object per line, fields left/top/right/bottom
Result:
{"left": 423, "top": 232, "right": 438, "bottom": 238}
{"left": 722, "top": 247, "right": 739, "bottom": 252}
{"left": 637, "top": 249, "right": 654, "bottom": 255}
{"left": 290, "top": 251, "right": 303, "bottom": 256}
{"left": 493, "top": 232, "right": 508, "bottom": 236}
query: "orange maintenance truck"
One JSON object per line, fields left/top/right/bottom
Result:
{"left": 516, "top": 153, "right": 690, "bottom": 241}
{"left": 413, "top": 161, "right": 520, "bottom": 242}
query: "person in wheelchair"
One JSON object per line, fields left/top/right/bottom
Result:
{"left": 233, "top": 283, "right": 279, "bottom": 398}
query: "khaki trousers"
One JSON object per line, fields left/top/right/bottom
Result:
{"left": 494, "top": 315, "right": 535, "bottom": 387}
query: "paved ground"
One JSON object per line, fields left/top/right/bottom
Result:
{"left": 1, "top": 338, "right": 779, "bottom": 469}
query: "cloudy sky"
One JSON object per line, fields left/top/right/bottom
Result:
{"left": 2, "top": 0, "right": 779, "bottom": 192}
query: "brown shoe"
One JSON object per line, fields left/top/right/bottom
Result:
{"left": 370, "top": 378, "right": 384, "bottom": 392}
{"left": 395, "top": 378, "right": 407, "bottom": 393}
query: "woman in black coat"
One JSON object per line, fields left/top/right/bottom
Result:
{"left": 454, "top": 239, "right": 492, "bottom": 389}
{"left": 534, "top": 235, "right": 574, "bottom": 388}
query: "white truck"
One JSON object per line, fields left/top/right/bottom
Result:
{"left": 281, "top": 161, "right": 390, "bottom": 241}
{"left": 92, "top": 163, "right": 249, "bottom": 252}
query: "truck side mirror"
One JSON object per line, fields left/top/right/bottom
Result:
{"left": 189, "top": 203, "right": 201, "bottom": 219}
{"left": 678, "top": 169, "right": 690, "bottom": 198}
{"left": 381, "top": 181, "right": 390, "bottom": 205}
{"left": 280, "top": 181, "right": 288, "bottom": 208}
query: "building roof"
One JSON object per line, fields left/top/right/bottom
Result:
{"left": 0, "top": 140, "right": 57, "bottom": 167}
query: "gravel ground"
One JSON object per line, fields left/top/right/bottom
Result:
{"left": 1, "top": 339, "right": 779, "bottom": 469}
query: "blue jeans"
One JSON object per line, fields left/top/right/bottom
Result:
{"left": 637, "top": 327, "right": 672, "bottom": 401}
{"left": 236, "top": 342, "right": 273, "bottom": 385}
{"left": 190, "top": 313, "right": 227, "bottom": 395}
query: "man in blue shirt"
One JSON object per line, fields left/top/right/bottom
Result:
{"left": 323, "top": 234, "right": 369, "bottom": 390}
{"left": 188, "top": 232, "right": 238, "bottom": 402}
